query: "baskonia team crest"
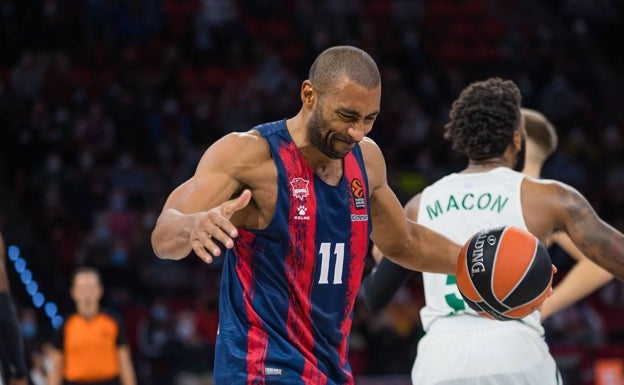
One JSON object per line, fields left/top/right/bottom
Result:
{"left": 351, "top": 178, "right": 366, "bottom": 209}
{"left": 290, "top": 177, "right": 309, "bottom": 201}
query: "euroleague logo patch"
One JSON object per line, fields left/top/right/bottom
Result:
{"left": 351, "top": 178, "right": 366, "bottom": 209}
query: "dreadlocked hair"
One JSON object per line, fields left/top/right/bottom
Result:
{"left": 444, "top": 77, "right": 521, "bottom": 160}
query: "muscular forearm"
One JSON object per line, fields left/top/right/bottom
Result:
{"left": 388, "top": 221, "right": 459, "bottom": 275}
{"left": 409, "top": 221, "right": 461, "bottom": 275}
{"left": 598, "top": 234, "right": 624, "bottom": 281}
{"left": 151, "top": 209, "right": 195, "bottom": 260}
{"left": 541, "top": 260, "right": 613, "bottom": 320}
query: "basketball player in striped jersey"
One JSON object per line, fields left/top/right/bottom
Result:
{"left": 151, "top": 46, "right": 462, "bottom": 385}
{"left": 362, "top": 78, "right": 624, "bottom": 384}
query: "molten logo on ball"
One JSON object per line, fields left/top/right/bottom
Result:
{"left": 456, "top": 225, "right": 554, "bottom": 321}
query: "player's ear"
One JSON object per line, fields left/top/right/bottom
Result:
{"left": 512, "top": 130, "right": 523, "bottom": 151}
{"left": 513, "top": 113, "right": 526, "bottom": 151}
{"left": 301, "top": 80, "right": 316, "bottom": 107}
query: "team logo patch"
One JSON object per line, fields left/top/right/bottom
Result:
{"left": 290, "top": 177, "right": 309, "bottom": 201}
{"left": 351, "top": 178, "right": 366, "bottom": 209}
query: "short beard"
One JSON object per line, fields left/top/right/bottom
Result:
{"left": 307, "top": 105, "right": 347, "bottom": 159}
{"left": 513, "top": 136, "right": 526, "bottom": 172}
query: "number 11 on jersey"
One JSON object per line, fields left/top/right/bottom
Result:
{"left": 318, "top": 242, "right": 345, "bottom": 285}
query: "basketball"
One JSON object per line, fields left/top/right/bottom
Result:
{"left": 455, "top": 225, "right": 554, "bottom": 321}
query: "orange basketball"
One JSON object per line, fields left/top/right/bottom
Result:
{"left": 455, "top": 225, "right": 554, "bottom": 321}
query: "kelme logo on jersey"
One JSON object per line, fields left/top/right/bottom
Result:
{"left": 290, "top": 177, "right": 309, "bottom": 201}
{"left": 350, "top": 178, "right": 366, "bottom": 209}
{"left": 294, "top": 204, "right": 310, "bottom": 220}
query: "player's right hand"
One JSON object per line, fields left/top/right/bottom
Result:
{"left": 190, "top": 189, "right": 252, "bottom": 263}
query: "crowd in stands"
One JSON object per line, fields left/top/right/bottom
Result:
{"left": 0, "top": 0, "right": 622, "bottom": 384}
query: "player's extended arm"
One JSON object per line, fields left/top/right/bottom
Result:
{"left": 363, "top": 139, "right": 460, "bottom": 274}
{"left": 540, "top": 231, "right": 613, "bottom": 320}
{"left": 117, "top": 345, "right": 137, "bottom": 385}
{"left": 0, "top": 234, "right": 28, "bottom": 382}
{"left": 361, "top": 194, "right": 425, "bottom": 312}
{"left": 361, "top": 256, "right": 414, "bottom": 312}
{"left": 151, "top": 133, "right": 254, "bottom": 262}
{"left": 554, "top": 182, "right": 624, "bottom": 281}
{"left": 0, "top": 293, "right": 28, "bottom": 381}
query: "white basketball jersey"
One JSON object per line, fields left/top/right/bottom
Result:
{"left": 417, "top": 167, "right": 544, "bottom": 334}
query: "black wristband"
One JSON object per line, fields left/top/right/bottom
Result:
{"left": 361, "top": 257, "right": 414, "bottom": 312}
{"left": 0, "top": 292, "right": 28, "bottom": 378}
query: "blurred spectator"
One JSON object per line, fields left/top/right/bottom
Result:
{"left": 166, "top": 309, "right": 214, "bottom": 385}
{"left": 20, "top": 307, "right": 40, "bottom": 344}
{"left": 28, "top": 343, "right": 50, "bottom": 385}
{"left": 137, "top": 299, "right": 174, "bottom": 385}
{"left": 74, "top": 100, "right": 116, "bottom": 158}
{"left": 10, "top": 52, "right": 46, "bottom": 101}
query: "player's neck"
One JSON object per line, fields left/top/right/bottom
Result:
{"left": 522, "top": 163, "right": 542, "bottom": 178}
{"left": 286, "top": 113, "right": 343, "bottom": 183}
{"left": 464, "top": 158, "right": 511, "bottom": 173}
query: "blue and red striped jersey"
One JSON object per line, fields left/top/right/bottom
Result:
{"left": 214, "top": 120, "right": 371, "bottom": 385}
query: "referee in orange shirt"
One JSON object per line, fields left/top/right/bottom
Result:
{"left": 48, "top": 267, "right": 136, "bottom": 385}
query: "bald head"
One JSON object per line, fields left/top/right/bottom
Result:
{"left": 308, "top": 46, "right": 381, "bottom": 94}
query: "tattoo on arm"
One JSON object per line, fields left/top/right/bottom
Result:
{"left": 561, "top": 187, "right": 624, "bottom": 278}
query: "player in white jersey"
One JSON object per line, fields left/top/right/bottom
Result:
{"left": 412, "top": 151, "right": 555, "bottom": 385}
{"left": 362, "top": 77, "right": 624, "bottom": 384}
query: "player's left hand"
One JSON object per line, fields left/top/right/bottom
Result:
{"left": 190, "top": 189, "right": 252, "bottom": 263}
